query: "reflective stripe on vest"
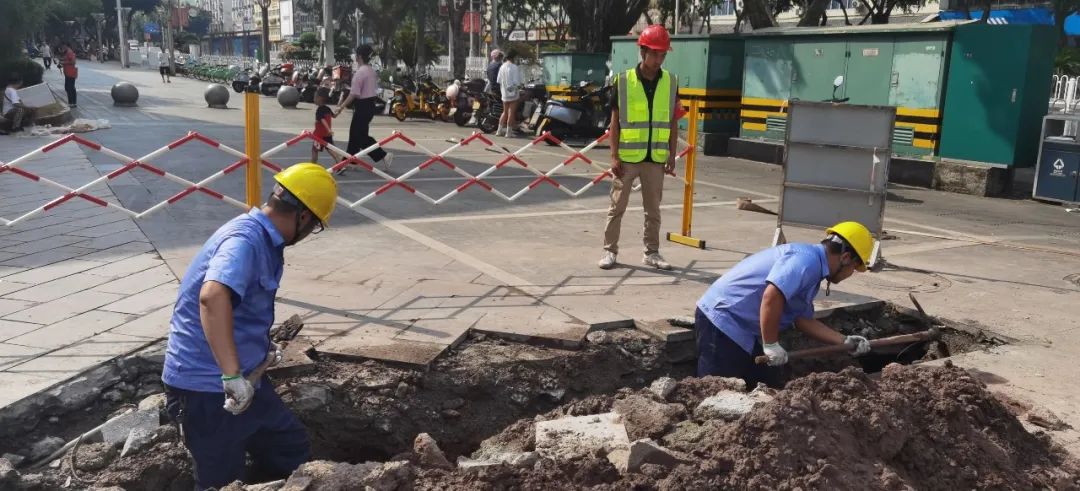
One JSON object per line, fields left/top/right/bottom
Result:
{"left": 618, "top": 68, "right": 677, "bottom": 163}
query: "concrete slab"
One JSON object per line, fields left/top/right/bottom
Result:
{"left": 0, "top": 343, "right": 46, "bottom": 371}
{"left": 98, "top": 282, "right": 178, "bottom": 315}
{"left": 108, "top": 305, "right": 173, "bottom": 340}
{"left": 6, "top": 332, "right": 151, "bottom": 375}
{"left": 0, "top": 372, "right": 64, "bottom": 409}
{"left": 0, "top": 260, "right": 100, "bottom": 285}
{"left": 3, "top": 290, "right": 125, "bottom": 325}
{"left": 472, "top": 306, "right": 590, "bottom": 349}
{"left": 91, "top": 264, "right": 176, "bottom": 295}
{"left": 4, "top": 271, "right": 114, "bottom": 303}
{"left": 316, "top": 334, "right": 447, "bottom": 369}
{"left": 535, "top": 413, "right": 630, "bottom": 460}
{"left": 6, "top": 309, "right": 134, "bottom": 350}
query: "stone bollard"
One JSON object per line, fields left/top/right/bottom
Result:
{"left": 111, "top": 82, "right": 139, "bottom": 107}
{"left": 277, "top": 85, "right": 301, "bottom": 108}
{"left": 204, "top": 84, "right": 230, "bottom": 109}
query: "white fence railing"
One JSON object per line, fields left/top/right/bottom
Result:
{"left": 1051, "top": 75, "right": 1079, "bottom": 114}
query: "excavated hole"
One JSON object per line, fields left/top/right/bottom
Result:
{"left": 782, "top": 302, "right": 1009, "bottom": 377}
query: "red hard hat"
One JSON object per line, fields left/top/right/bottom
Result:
{"left": 638, "top": 25, "right": 672, "bottom": 52}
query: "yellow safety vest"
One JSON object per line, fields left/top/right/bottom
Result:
{"left": 617, "top": 67, "right": 676, "bottom": 163}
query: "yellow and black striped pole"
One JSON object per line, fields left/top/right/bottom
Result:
{"left": 244, "top": 91, "right": 262, "bottom": 208}
{"left": 667, "top": 100, "right": 705, "bottom": 249}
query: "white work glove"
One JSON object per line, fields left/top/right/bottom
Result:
{"left": 266, "top": 343, "right": 283, "bottom": 367}
{"left": 222, "top": 376, "right": 255, "bottom": 415}
{"left": 762, "top": 342, "right": 788, "bottom": 366}
{"left": 845, "top": 335, "right": 871, "bottom": 356}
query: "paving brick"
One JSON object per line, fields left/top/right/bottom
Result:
{"left": 83, "top": 253, "right": 165, "bottom": 280}
{"left": 317, "top": 332, "right": 447, "bottom": 369}
{"left": 98, "top": 283, "right": 178, "bottom": 315}
{"left": 75, "top": 241, "right": 155, "bottom": 263}
{"left": 0, "top": 235, "right": 90, "bottom": 255}
{"left": 0, "top": 343, "right": 46, "bottom": 370}
{"left": 0, "top": 245, "right": 97, "bottom": 269}
{"left": 0, "top": 266, "right": 26, "bottom": 279}
{"left": 66, "top": 219, "right": 141, "bottom": 239}
{"left": 3, "top": 290, "right": 125, "bottom": 325}
{"left": 5, "top": 332, "right": 151, "bottom": 376}
{"left": 108, "top": 305, "right": 173, "bottom": 340}
{"left": 0, "top": 280, "right": 32, "bottom": 297}
{"left": 0, "top": 372, "right": 64, "bottom": 409}
{"left": 0, "top": 320, "right": 43, "bottom": 342}
{"left": 0, "top": 299, "right": 36, "bottom": 317}
{"left": 7, "top": 309, "right": 135, "bottom": 349}
{"left": 0, "top": 222, "right": 84, "bottom": 244}
{"left": 69, "top": 231, "right": 152, "bottom": 251}
{"left": 92, "top": 264, "right": 176, "bottom": 295}
{"left": 0, "top": 252, "right": 19, "bottom": 263}
{"left": 5, "top": 271, "right": 114, "bottom": 303}
{"left": 1, "top": 259, "right": 99, "bottom": 284}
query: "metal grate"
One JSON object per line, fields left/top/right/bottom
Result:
{"left": 892, "top": 126, "right": 915, "bottom": 146}
{"left": 766, "top": 116, "right": 787, "bottom": 132}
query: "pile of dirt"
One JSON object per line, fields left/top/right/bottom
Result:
{"left": 413, "top": 364, "right": 1079, "bottom": 490}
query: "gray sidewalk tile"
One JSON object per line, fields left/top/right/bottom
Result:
{"left": 75, "top": 241, "right": 155, "bottom": 263}
{"left": 3, "top": 290, "right": 125, "bottom": 325}
{"left": 92, "top": 264, "right": 176, "bottom": 295}
{"left": 6, "top": 309, "right": 134, "bottom": 350}
{"left": 0, "top": 320, "right": 44, "bottom": 343}
{"left": 73, "top": 231, "right": 153, "bottom": 252}
{"left": 0, "top": 372, "right": 64, "bottom": 409}
{"left": 5, "top": 271, "right": 115, "bottom": 303}
{"left": 66, "top": 219, "right": 142, "bottom": 239}
{"left": 0, "top": 299, "right": 36, "bottom": 317}
{"left": 0, "top": 280, "right": 33, "bottom": 297}
{"left": 1, "top": 259, "right": 99, "bottom": 284}
{"left": 0, "top": 235, "right": 91, "bottom": 255}
{"left": 98, "top": 283, "right": 178, "bottom": 316}
{"left": 0, "top": 343, "right": 46, "bottom": 370}
{"left": 108, "top": 305, "right": 173, "bottom": 340}
{"left": 0, "top": 245, "right": 98, "bottom": 269}
{"left": 83, "top": 253, "right": 165, "bottom": 280}
{"left": 0, "top": 223, "right": 85, "bottom": 244}
{"left": 5, "top": 332, "right": 151, "bottom": 376}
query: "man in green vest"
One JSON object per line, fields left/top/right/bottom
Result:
{"left": 599, "top": 24, "right": 679, "bottom": 271}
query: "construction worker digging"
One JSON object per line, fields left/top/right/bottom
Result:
{"left": 161, "top": 163, "right": 337, "bottom": 490}
{"left": 694, "top": 221, "right": 875, "bottom": 389}
{"left": 599, "top": 25, "right": 680, "bottom": 271}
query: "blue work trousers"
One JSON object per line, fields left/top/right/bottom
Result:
{"left": 695, "top": 308, "right": 784, "bottom": 389}
{"left": 165, "top": 379, "right": 310, "bottom": 490}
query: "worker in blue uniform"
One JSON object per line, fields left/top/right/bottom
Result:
{"left": 161, "top": 163, "right": 337, "bottom": 490}
{"left": 695, "top": 221, "right": 875, "bottom": 388}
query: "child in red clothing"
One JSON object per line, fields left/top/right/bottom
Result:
{"left": 311, "top": 87, "right": 338, "bottom": 165}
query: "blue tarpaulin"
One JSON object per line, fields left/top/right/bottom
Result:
{"left": 940, "top": 7, "right": 1077, "bottom": 35}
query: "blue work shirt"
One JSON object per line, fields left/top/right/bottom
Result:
{"left": 163, "top": 209, "right": 285, "bottom": 392}
{"left": 696, "top": 243, "right": 829, "bottom": 354}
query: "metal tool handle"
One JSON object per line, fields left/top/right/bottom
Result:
{"left": 754, "top": 331, "right": 934, "bottom": 365}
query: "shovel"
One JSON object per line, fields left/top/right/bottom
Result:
{"left": 754, "top": 328, "right": 940, "bottom": 365}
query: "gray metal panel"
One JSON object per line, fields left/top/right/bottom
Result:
{"left": 780, "top": 188, "right": 885, "bottom": 233}
{"left": 787, "top": 103, "right": 895, "bottom": 148}
{"left": 785, "top": 142, "right": 888, "bottom": 192}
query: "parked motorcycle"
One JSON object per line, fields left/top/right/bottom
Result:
{"left": 258, "top": 64, "right": 286, "bottom": 96}
{"left": 518, "top": 79, "right": 549, "bottom": 132}
{"left": 449, "top": 78, "right": 487, "bottom": 127}
{"left": 536, "top": 80, "right": 613, "bottom": 144}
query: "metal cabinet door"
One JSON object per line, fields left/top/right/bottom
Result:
{"left": 844, "top": 39, "right": 895, "bottom": 105}
{"left": 790, "top": 40, "right": 848, "bottom": 103}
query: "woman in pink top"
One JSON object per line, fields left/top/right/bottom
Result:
{"left": 336, "top": 44, "right": 392, "bottom": 172}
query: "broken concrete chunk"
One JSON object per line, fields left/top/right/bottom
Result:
{"left": 2, "top": 453, "right": 25, "bottom": 468}
{"left": 613, "top": 395, "right": 686, "bottom": 441}
{"left": 457, "top": 451, "right": 539, "bottom": 470}
{"left": 695, "top": 389, "right": 773, "bottom": 421}
{"left": 290, "top": 385, "right": 331, "bottom": 412}
{"left": 97, "top": 409, "right": 160, "bottom": 445}
{"left": 413, "top": 433, "right": 453, "bottom": 469}
{"left": 28, "top": 436, "right": 65, "bottom": 461}
{"left": 648, "top": 377, "right": 677, "bottom": 400}
{"left": 280, "top": 474, "right": 312, "bottom": 491}
{"left": 120, "top": 428, "right": 155, "bottom": 458}
{"left": 534, "top": 413, "right": 630, "bottom": 461}
{"left": 609, "top": 439, "right": 689, "bottom": 473}
{"left": 1026, "top": 406, "right": 1071, "bottom": 431}
{"left": 138, "top": 393, "right": 167, "bottom": 412}
{"left": 586, "top": 330, "right": 613, "bottom": 345}
{"left": 0, "top": 457, "right": 17, "bottom": 481}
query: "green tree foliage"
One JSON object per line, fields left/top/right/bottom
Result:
{"left": 392, "top": 19, "right": 443, "bottom": 69}
{"left": 556, "top": 0, "right": 649, "bottom": 52}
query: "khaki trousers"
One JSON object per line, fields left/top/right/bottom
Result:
{"left": 603, "top": 162, "right": 664, "bottom": 255}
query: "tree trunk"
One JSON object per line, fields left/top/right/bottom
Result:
{"left": 260, "top": 6, "right": 270, "bottom": 62}
{"left": 560, "top": 0, "right": 649, "bottom": 53}
{"left": 798, "top": 0, "right": 832, "bottom": 26}
{"left": 743, "top": 0, "right": 778, "bottom": 29}
{"left": 448, "top": 0, "right": 467, "bottom": 77}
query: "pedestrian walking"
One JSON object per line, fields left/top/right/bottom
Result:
{"left": 496, "top": 49, "right": 523, "bottom": 138}
{"left": 40, "top": 43, "right": 52, "bottom": 70}
{"left": 598, "top": 25, "right": 679, "bottom": 271}
{"left": 162, "top": 163, "right": 337, "bottom": 490}
{"left": 58, "top": 43, "right": 78, "bottom": 108}
{"left": 694, "top": 222, "right": 875, "bottom": 388}
{"left": 311, "top": 87, "right": 340, "bottom": 166}
{"left": 159, "top": 51, "right": 172, "bottom": 83}
{"left": 336, "top": 44, "right": 393, "bottom": 171}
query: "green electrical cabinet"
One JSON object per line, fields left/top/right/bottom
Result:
{"left": 540, "top": 52, "right": 609, "bottom": 98}
{"left": 610, "top": 34, "right": 744, "bottom": 136}
{"left": 938, "top": 24, "right": 1057, "bottom": 167}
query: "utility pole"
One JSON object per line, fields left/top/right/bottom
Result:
{"left": 116, "top": 0, "right": 129, "bottom": 68}
{"left": 354, "top": 8, "right": 361, "bottom": 47}
{"left": 675, "top": 0, "right": 680, "bottom": 35}
{"left": 167, "top": 0, "right": 176, "bottom": 74}
{"left": 322, "top": 0, "right": 334, "bottom": 63}
{"left": 468, "top": 0, "right": 474, "bottom": 58}
{"left": 491, "top": 0, "right": 498, "bottom": 48}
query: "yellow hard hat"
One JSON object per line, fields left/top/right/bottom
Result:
{"left": 273, "top": 163, "right": 337, "bottom": 224}
{"left": 825, "top": 221, "right": 873, "bottom": 272}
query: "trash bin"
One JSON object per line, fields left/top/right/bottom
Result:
{"left": 1034, "top": 114, "right": 1080, "bottom": 203}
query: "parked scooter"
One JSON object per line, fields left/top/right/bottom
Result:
{"left": 449, "top": 77, "right": 487, "bottom": 127}
{"left": 389, "top": 73, "right": 449, "bottom": 121}
{"left": 258, "top": 64, "right": 286, "bottom": 96}
{"left": 535, "top": 80, "right": 613, "bottom": 143}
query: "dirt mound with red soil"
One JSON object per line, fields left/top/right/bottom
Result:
{"left": 416, "top": 364, "right": 1080, "bottom": 490}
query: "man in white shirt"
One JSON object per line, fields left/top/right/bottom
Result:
{"left": 159, "top": 51, "right": 172, "bottom": 83}
{"left": 40, "top": 44, "right": 53, "bottom": 70}
{"left": 3, "top": 75, "right": 27, "bottom": 134}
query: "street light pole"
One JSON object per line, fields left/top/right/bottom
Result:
{"left": 491, "top": 0, "right": 498, "bottom": 47}
{"left": 322, "top": 0, "right": 334, "bottom": 63}
{"left": 116, "top": 0, "right": 129, "bottom": 67}
{"left": 675, "top": 0, "right": 680, "bottom": 35}
{"left": 468, "top": 0, "right": 474, "bottom": 58}
{"left": 354, "top": 8, "right": 361, "bottom": 46}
